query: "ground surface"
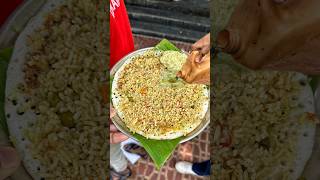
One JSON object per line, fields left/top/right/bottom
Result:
{"left": 129, "top": 128, "right": 210, "bottom": 180}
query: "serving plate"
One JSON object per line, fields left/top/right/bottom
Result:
{"left": 110, "top": 47, "right": 210, "bottom": 143}
{"left": 1, "top": 0, "right": 320, "bottom": 179}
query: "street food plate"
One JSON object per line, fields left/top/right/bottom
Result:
{"left": 110, "top": 47, "right": 210, "bottom": 143}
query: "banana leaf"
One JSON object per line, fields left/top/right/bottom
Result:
{"left": 134, "top": 134, "right": 182, "bottom": 169}
{"left": 0, "top": 47, "right": 13, "bottom": 136}
{"left": 155, "top": 39, "right": 180, "bottom": 52}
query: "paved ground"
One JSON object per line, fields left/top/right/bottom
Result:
{"left": 128, "top": 34, "right": 210, "bottom": 180}
{"left": 129, "top": 127, "right": 210, "bottom": 180}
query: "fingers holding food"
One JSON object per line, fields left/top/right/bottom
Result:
{"left": 177, "top": 51, "right": 199, "bottom": 82}
{"left": 177, "top": 51, "right": 198, "bottom": 80}
{"left": 178, "top": 51, "right": 210, "bottom": 85}
{"left": 191, "top": 33, "right": 210, "bottom": 55}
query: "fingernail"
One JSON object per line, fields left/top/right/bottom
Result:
{"left": 0, "top": 147, "right": 20, "bottom": 169}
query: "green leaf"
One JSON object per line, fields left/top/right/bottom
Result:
{"left": 133, "top": 134, "right": 182, "bottom": 170}
{"left": 0, "top": 48, "right": 13, "bottom": 136}
{"left": 0, "top": 48, "right": 13, "bottom": 62}
{"left": 155, "top": 39, "right": 180, "bottom": 52}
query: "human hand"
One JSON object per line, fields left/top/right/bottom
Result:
{"left": 216, "top": 0, "right": 320, "bottom": 74}
{"left": 110, "top": 107, "right": 128, "bottom": 144}
{"left": 191, "top": 33, "right": 210, "bottom": 63}
{"left": 177, "top": 33, "right": 210, "bottom": 85}
{"left": 177, "top": 51, "right": 210, "bottom": 85}
{"left": 0, "top": 146, "right": 20, "bottom": 180}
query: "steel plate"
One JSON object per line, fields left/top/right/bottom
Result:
{"left": 110, "top": 47, "right": 210, "bottom": 143}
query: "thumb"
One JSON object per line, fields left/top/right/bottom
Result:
{"left": 0, "top": 147, "right": 20, "bottom": 180}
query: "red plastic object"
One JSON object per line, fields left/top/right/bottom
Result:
{"left": 110, "top": 0, "right": 134, "bottom": 68}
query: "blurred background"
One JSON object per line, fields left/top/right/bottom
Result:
{"left": 126, "top": 0, "right": 210, "bottom": 52}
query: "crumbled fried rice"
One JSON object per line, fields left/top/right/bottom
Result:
{"left": 114, "top": 50, "right": 208, "bottom": 138}
{"left": 211, "top": 65, "right": 310, "bottom": 179}
{"left": 22, "top": 0, "right": 108, "bottom": 179}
